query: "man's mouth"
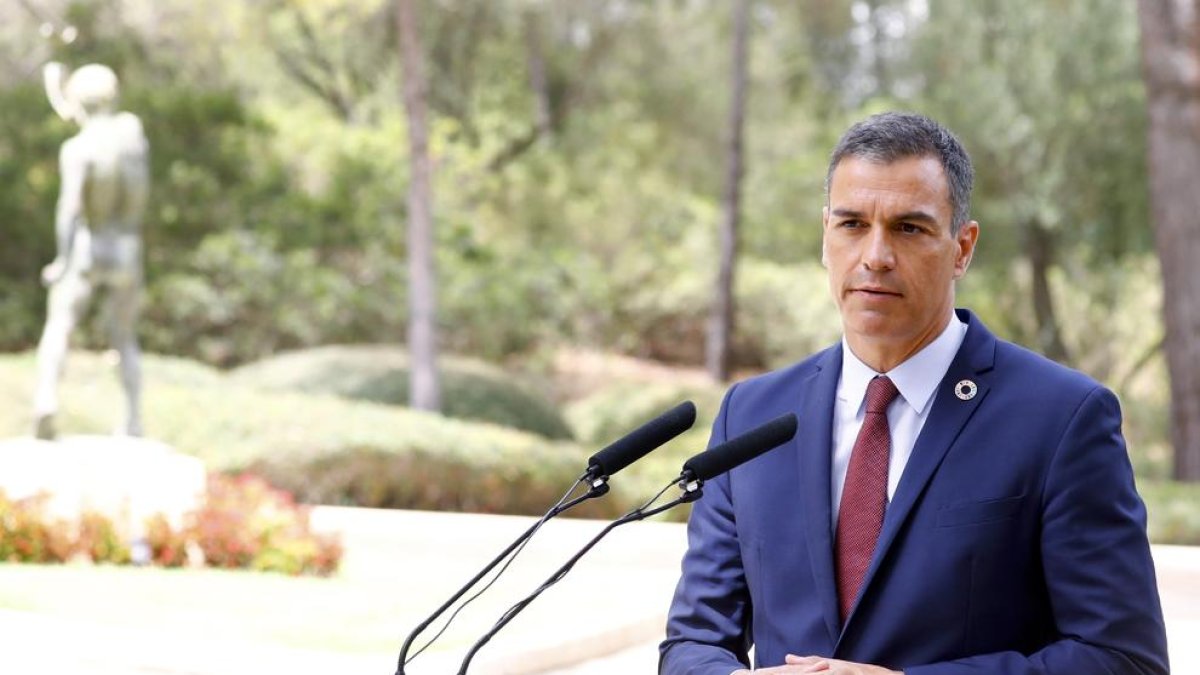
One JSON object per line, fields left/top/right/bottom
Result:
{"left": 851, "top": 287, "right": 901, "bottom": 297}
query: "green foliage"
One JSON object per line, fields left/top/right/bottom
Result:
{"left": 0, "top": 0, "right": 1181, "bottom": 476}
{"left": 1142, "top": 481, "right": 1200, "bottom": 546}
{"left": 913, "top": 0, "right": 1149, "bottom": 259}
{"left": 734, "top": 260, "right": 843, "bottom": 370}
{"left": 249, "top": 447, "right": 619, "bottom": 519}
{"left": 0, "top": 84, "right": 65, "bottom": 350}
{"left": 229, "top": 345, "right": 574, "bottom": 440}
{"left": 567, "top": 382, "right": 723, "bottom": 448}
{"left": 0, "top": 0, "right": 1158, "bottom": 368}
{"left": 0, "top": 352, "right": 622, "bottom": 517}
{"left": 144, "top": 231, "right": 364, "bottom": 366}
{"left": 565, "top": 379, "right": 725, "bottom": 520}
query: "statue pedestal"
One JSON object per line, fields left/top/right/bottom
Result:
{"left": 0, "top": 436, "right": 206, "bottom": 535}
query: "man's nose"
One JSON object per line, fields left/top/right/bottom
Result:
{"left": 862, "top": 226, "right": 896, "bottom": 271}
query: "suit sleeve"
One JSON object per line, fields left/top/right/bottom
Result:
{"left": 905, "top": 386, "right": 1169, "bottom": 675}
{"left": 659, "top": 385, "right": 754, "bottom": 675}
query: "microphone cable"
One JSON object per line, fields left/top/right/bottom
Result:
{"left": 456, "top": 476, "right": 694, "bottom": 674}
{"left": 401, "top": 473, "right": 589, "bottom": 666}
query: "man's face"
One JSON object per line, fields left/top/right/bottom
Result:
{"left": 822, "top": 155, "right": 979, "bottom": 359}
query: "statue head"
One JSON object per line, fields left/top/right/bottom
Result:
{"left": 44, "top": 62, "right": 120, "bottom": 124}
{"left": 65, "top": 64, "right": 119, "bottom": 117}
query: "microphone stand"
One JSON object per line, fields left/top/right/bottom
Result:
{"left": 455, "top": 478, "right": 703, "bottom": 675}
{"left": 395, "top": 475, "right": 610, "bottom": 674}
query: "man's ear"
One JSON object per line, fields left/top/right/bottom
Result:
{"left": 953, "top": 220, "right": 980, "bottom": 279}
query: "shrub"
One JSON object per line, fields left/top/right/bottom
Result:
{"left": 0, "top": 492, "right": 75, "bottom": 563}
{"left": 77, "top": 511, "right": 132, "bottom": 564}
{"left": 0, "top": 476, "right": 343, "bottom": 576}
{"left": 0, "top": 352, "right": 640, "bottom": 517}
{"left": 566, "top": 381, "right": 724, "bottom": 447}
{"left": 192, "top": 473, "right": 341, "bottom": 576}
{"left": 562, "top": 379, "right": 725, "bottom": 517}
{"left": 250, "top": 447, "right": 621, "bottom": 520}
{"left": 144, "top": 513, "right": 189, "bottom": 568}
{"left": 229, "top": 345, "right": 575, "bottom": 440}
{"left": 609, "top": 259, "right": 841, "bottom": 370}
{"left": 144, "top": 231, "right": 362, "bottom": 368}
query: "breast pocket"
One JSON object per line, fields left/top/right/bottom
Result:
{"left": 935, "top": 495, "right": 1025, "bottom": 528}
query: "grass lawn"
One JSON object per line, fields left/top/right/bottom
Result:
{"left": 0, "top": 562, "right": 408, "bottom": 654}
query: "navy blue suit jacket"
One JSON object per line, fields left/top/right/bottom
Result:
{"left": 661, "top": 310, "right": 1168, "bottom": 674}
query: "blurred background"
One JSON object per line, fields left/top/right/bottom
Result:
{"left": 0, "top": 0, "right": 1198, "bottom": 669}
{"left": 1, "top": 0, "right": 1195, "bottom": 522}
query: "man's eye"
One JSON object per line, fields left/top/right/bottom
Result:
{"left": 900, "top": 223, "right": 922, "bottom": 234}
{"left": 841, "top": 220, "right": 864, "bottom": 229}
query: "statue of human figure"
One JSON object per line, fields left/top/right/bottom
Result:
{"left": 33, "top": 62, "right": 149, "bottom": 440}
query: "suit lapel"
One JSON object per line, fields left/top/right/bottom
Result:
{"left": 838, "top": 310, "right": 999, "bottom": 638}
{"left": 798, "top": 344, "right": 843, "bottom": 645}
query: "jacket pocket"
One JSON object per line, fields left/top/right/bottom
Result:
{"left": 935, "top": 495, "right": 1024, "bottom": 528}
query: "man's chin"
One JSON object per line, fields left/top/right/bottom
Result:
{"left": 841, "top": 313, "right": 913, "bottom": 343}
{"left": 843, "top": 308, "right": 899, "bottom": 330}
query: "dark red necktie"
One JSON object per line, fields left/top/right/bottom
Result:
{"left": 836, "top": 375, "right": 899, "bottom": 623}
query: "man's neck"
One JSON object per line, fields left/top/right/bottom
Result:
{"left": 845, "top": 312, "right": 955, "bottom": 373}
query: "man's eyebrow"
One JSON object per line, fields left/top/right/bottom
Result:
{"left": 892, "top": 210, "right": 938, "bottom": 224}
{"left": 830, "top": 208, "right": 865, "bottom": 219}
{"left": 830, "top": 208, "right": 938, "bottom": 224}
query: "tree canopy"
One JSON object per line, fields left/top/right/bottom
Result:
{"left": 0, "top": 0, "right": 1179, "bottom": 474}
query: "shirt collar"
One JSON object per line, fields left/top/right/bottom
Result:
{"left": 838, "top": 312, "right": 968, "bottom": 415}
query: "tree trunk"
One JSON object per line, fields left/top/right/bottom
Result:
{"left": 1137, "top": 0, "right": 1200, "bottom": 481}
{"left": 1022, "top": 219, "right": 1071, "bottom": 365}
{"left": 707, "top": 0, "right": 749, "bottom": 383}
{"left": 397, "top": 0, "right": 441, "bottom": 412}
{"left": 523, "top": 8, "right": 553, "bottom": 139}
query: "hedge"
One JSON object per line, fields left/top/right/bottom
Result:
{"left": 0, "top": 352, "right": 624, "bottom": 518}
{"left": 228, "top": 345, "right": 575, "bottom": 440}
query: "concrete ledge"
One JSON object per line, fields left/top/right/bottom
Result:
{"left": 0, "top": 435, "right": 206, "bottom": 534}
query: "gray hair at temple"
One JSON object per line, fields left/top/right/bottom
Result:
{"left": 825, "top": 112, "right": 974, "bottom": 234}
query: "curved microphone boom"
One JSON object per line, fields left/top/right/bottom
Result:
{"left": 585, "top": 400, "right": 697, "bottom": 480}
{"left": 396, "top": 400, "right": 697, "bottom": 674}
{"left": 455, "top": 412, "right": 798, "bottom": 674}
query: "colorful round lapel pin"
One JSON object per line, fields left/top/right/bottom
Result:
{"left": 954, "top": 379, "right": 978, "bottom": 401}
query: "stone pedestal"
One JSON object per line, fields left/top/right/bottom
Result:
{"left": 0, "top": 436, "right": 205, "bottom": 535}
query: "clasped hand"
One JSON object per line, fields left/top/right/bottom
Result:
{"left": 733, "top": 654, "right": 902, "bottom": 674}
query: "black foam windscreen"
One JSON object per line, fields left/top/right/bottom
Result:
{"left": 587, "top": 400, "right": 697, "bottom": 478}
{"left": 682, "top": 412, "right": 798, "bottom": 482}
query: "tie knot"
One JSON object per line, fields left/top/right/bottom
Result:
{"left": 865, "top": 376, "right": 899, "bottom": 414}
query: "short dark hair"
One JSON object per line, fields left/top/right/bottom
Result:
{"left": 825, "top": 112, "right": 974, "bottom": 233}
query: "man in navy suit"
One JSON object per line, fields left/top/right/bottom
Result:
{"left": 660, "top": 112, "right": 1168, "bottom": 674}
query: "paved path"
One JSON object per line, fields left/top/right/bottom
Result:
{"left": 1, "top": 507, "right": 1197, "bottom": 673}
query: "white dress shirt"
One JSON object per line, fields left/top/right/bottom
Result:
{"left": 830, "top": 313, "right": 968, "bottom": 526}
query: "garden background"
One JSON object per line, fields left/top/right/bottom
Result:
{"left": 1, "top": 0, "right": 1199, "bottom": 669}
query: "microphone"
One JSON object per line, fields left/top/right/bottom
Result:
{"left": 585, "top": 400, "right": 697, "bottom": 480}
{"left": 395, "top": 400, "right": 697, "bottom": 674}
{"left": 455, "top": 413, "right": 798, "bottom": 674}
{"left": 681, "top": 412, "right": 797, "bottom": 482}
